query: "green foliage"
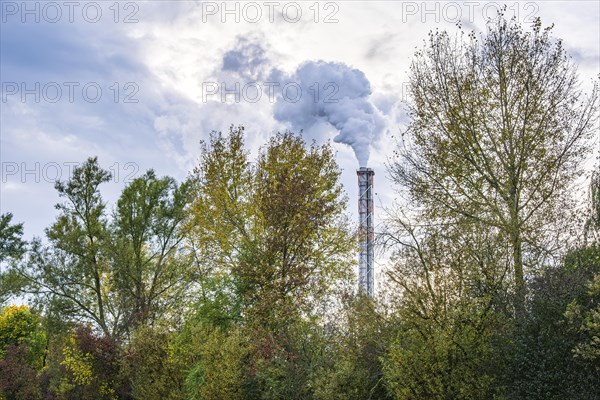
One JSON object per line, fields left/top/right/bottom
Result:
{"left": 564, "top": 245, "right": 600, "bottom": 368}
{"left": 11, "top": 158, "right": 192, "bottom": 340}
{"left": 381, "top": 14, "right": 599, "bottom": 399}
{"left": 0, "top": 305, "right": 46, "bottom": 369}
{"left": 190, "top": 273, "right": 241, "bottom": 329}
{"left": 0, "top": 130, "right": 359, "bottom": 399}
{"left": 312, "top": 298, "right": 394, "bottom": 400}
{"left": 0, "top": 271, "right": 28, "bottom": 308}
{"left": 567, "top": 274, "right": 600, "bottom": 362}
{"left": 184, "top": 325, "right": 248, "bottom": 400}
{"left": 382, "top": 221, "right": 509, "bottom": 399}
{"left": 21, "top": 157, "right": 114, "bottom": 336}
{"left": 247, "top": 131, "right": 353, "bottom": 323}
{"left": 182, "top": 298, "right": 393, "bottom": 400}
{"left": 502, "top": 245, "right": 600, "bottom": 399}
{"left": 111, "top": 169, "right": 193, "bottom": 336}
{"left": 184, "top": 126, "right": 356, "bottom": 399}
{"left": 125, "top": 326, "right": 185, "bottom": 400}
{"left": 498, "top": 174, "right": 600, "bottom": 398}
{"left": 0, "top": 213, "right": 25, "bottom": 263}
{"left": 0, "top": 305, "right": 45, "bottom": 400}
{"left": 0, "top": 213, "right": 27, "bottom": 306}
{"left": 189, "top": 126, "right": 355, "bottom": 328}
{"left": 243, "top": 318, "right": 329, "bottom": 400}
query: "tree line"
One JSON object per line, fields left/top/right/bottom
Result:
{"left": 1, "top": 14, "right": 599, "bottom": 400}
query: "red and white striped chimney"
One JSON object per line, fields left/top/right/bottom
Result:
{"left": 357, "top": 167, "right": 374, "bottom": 296}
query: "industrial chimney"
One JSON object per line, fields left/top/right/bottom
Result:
{"left": 357, "top": 167, "right": 375, "bottom": 296}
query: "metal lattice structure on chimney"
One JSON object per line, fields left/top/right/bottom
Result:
{"left": 357, "top": 167, "right": 374, "bottom": 296}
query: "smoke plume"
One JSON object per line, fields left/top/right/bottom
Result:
{"left": 272, "top": 61, "right": 384, "bottom": 166}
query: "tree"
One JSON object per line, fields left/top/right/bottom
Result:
{"left": 0, "top": 344, "right": 42, "bottom": 400}
{"left": 111, "top": 170, "right": 192, "bottom": 337}
{"left": 0, "top": 213, "right": 25, "bottom": 263}
{"left": 0, "top": 305, "right": 46, "bottom": 400}
{"left": 182, "top": 324, "right": 248, "bottom": 400}
{"left": 18, "top": 157, "right": 115, "bottom": 337}
{"left": 186, "top": 126, "right": 355, "bottom": 399}
{"left": 123, "top": 325, "right": 186, "bottom": 400}
{"left": 312, "top": 297, "right": 395, "bottom": 400}
{"left": 562, "top": 171, "right": 600, "bottom": 383}
{"left": 566, "top": 265, "right": 600, "bottom": 367}
{"left": 188, "top": 126, "right": 354, "bottom": 328}
{"left": 389, "top": 14, "right": 599, "bottom": 308}
{"left": 0, "top": 213, "right": 27, "bottom": 305}
{"left": 382, "top": 219, "right": 511, "bottom": 399}
{"left": 186, "top": 126, "right": 253, "bottom": 328}
{"left": 584, "top": 168, "right": 600, "bottom": 244}
{"left": 242, "top": 130, "right": 354, "bottom": 326}
{"left": 13, "top": 158, "right": 191, "bottom": 339}
{"left": 52, "top": 325, "right": 126, "bottom": 400}
{"left": 500, "top": 173, "right": 600, "bottom": 398}
{"left": 0, "top": 305, "right": 46, "bottom": 367}
{"left": 502, "top": 246, "right": 600, "bottom": 399}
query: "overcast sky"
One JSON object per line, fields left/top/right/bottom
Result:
{"left": 1, "top": 1, "right": 599, "bottom": 257}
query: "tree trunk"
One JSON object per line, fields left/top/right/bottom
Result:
{"left": 511, "top": 228, "right": 525, "bottom": 314}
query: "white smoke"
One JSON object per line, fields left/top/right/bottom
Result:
{"left": 271, "top": 61, "right": 385, "bottom": 167}
{"left": 214, "top": 37, "right": 386, "bottom": 166}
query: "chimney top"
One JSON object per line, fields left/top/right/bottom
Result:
{"left": 357, "top": 167, "right": 374, "bottom": 174}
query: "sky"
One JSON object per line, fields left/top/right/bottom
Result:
{"left": 1, "top": 1, "right": 599, "bottom": 274}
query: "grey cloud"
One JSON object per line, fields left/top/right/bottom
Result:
{"left": 365, "top": 33, "right": 400, "bottom": 59}
{"left": 220, "top": 34, "right": 271, "bottom": 81}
